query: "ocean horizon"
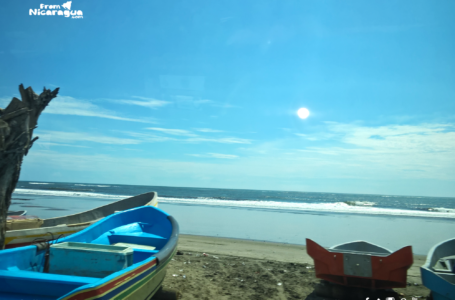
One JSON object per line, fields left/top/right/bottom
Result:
{"left": 12, "top": 180, "right": 455, "bottom": 218}
{"left": 10, "top": 180, "right": 455, "bottom": 254}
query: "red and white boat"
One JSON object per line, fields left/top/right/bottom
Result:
{"left": 306, "top": 238, "right": 413, "bottom": 289}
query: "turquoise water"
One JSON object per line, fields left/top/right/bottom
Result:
{"left": 160, "top": 203, "right": 454, "bottom": 255}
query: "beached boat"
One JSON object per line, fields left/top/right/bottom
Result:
{"left": 421, "top": 238, "right": 455, "bottom": 300}
{"left": 7, "top": 210, "right": 27, "bottom": 216}
{"left": 306, "top": 238, "right": 413, "bottom": 289}
{"left": 0, "top": 205, "right": 179, "bottom": 299}
{"left": 5, "top": 192, "right": 158, "bottom": 249}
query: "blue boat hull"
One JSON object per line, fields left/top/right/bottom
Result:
{"left": 0, "top": 205, "right": 179, "bottom": 300}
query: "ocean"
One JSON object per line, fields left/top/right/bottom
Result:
{"left": 10, "top": 181, "right": 455, "bottom": 254}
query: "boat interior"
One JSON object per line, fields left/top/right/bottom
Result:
{"left": 426, "top": 239, "right": 455, "bottom": 284}
{"left": 329, "top": 241, "right": 392, "bottom": 257}
{"left": 0, "top": 206, "right": 174, "bottom": 299}
{"left": 5, "top": 192, "right": 157, "bottom": 233}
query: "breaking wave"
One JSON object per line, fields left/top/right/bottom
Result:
{"left": 11, "top": 189, "right": 455, "bottom": 219}
{"left": 428, "top": 207, "right": 455, "bottom": 213}
{"left": 75, "top": 184, "right": 111, "bottom": 187}
{"left": 14, "top": 189, "right": 129, "bottom": 200}
{"left": 158, "top": 197, "right": 455, "bottom": 219}
{"left": 344, "top": 201, "right": 375, "bottom": 206}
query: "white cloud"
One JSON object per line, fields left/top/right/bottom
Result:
{"left": 146, "top": 127, "right": 198, "bottom": 137}
{"left": 324, "top": 122, "right": 455, "bottom": 153}
{"left": 295, "top": 133, "right": 320, "bottom": 141}
{"left": 118, "top": 130, "right": 251, "bottom": 144}
{"left": 189, "top": 153, "right": 238, "bottom": 159}
{"left": 284, "top": 122, "right": 455, "bottom": 180}
{"left": 193, "top": 99, "right": 212, "bottom": 105}
{"left": 2, "top": 94, "right": 159, "bottom": 122}
{"left": 185, "top": 137, "right": 251, "bottom": 144}
{"left": 21, "top": 141, "right": 455, "bottom": 196}
{"left": 170, "top": 95, "right": 238, "bottom": 109}
{"left": 119, "top": 131, "right": 177, "bottom": 142}
{"left": 44, "top": 96, "right": 154, "bottom": 123}
{"left": 37, "top": 131, "right": 141, "bottom": 145}
{"left": 208, "top": 153, "right": 238, "bottom": 159}
{"left": 19, "top": 121, "right": 455, "bottom": 197}
{"left": 35, "top": 142, "right": 90, "bottom": 148}
{"left": 216, "top": 103, "right": 239, "bottom": 108}
{"left": 116, "top": 96, "right": 171, "bottom": 109}
{"left": 168, "top": 96, "right": 220, "bottom": 110}
{"left": 194, "top": 128, "right": 224, "bottom": 133}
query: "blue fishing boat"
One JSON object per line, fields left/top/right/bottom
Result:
{"left": 0, "top": 205, "right": 179, "bottom": 300}
{"left": 421, "top": 238, "right": 455, "bottom": 300}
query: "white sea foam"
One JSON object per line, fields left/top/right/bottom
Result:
{"left": 74, "top": 184, "right": 110, "bottom": 187}
{"left": 355, "top": 201, "right": 375, "bottom": 206}
{"left": 14, "top": 189, "right": 129, "bottom": 200}
{"left": 345, "top": 201, "right": 375, "bottom": 206}
{"left": 11, "top": 188, "right": 455, "bottom": 219}
{"left": 429, "top": 207, "right": 455, "bottom": 213}
{"left": 29, "top": 182, "right": 53, "bottom": 185}
{"left": 158, "top": 197, "right": 455, "bottom": 219}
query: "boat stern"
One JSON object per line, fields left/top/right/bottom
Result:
{"left": 306, "top": 238, "right": 413, "bottom": 289}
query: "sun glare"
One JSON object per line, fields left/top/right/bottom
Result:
{"left": 297, "top": 108, "right": 310, "bottom": 119}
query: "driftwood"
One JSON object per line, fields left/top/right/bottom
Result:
{"left": 0, "top": 84, "right": 59, "bottom": 249}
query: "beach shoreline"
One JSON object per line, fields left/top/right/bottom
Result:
{"left": 160, "top": 234, "right": 429, "bottom": 299}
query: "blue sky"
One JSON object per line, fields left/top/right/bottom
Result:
{"left": 1, "top": 0, "right": 454, "bottom": 196}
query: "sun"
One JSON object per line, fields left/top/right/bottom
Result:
{"left": 297, "top": 108, "right": 310, "bottom": 119}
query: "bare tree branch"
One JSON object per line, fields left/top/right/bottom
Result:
{"left": 0, "top": 84, "right": 59, "bottom": 249}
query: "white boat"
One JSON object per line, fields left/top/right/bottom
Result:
{"left": 7, "top": 210, "right": 27, "bottom": 216}
{"left": 5, "top": 192, "right": 158, "bottom": 249}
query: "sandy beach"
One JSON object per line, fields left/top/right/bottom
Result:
{"left": 161, "top": 235, "right": 430, "bottom": 300}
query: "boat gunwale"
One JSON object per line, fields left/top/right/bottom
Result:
{"left": 42, "top": 192, "right": 157, "bottom": 227}
{"left": 6, "top": 192, "right": 157, "bottom": 236}
{"left": 155, "top": 215, "right": 179, "bottom": 265}
{"left": 421, "top": 237, "right": 455, "bottom": 287}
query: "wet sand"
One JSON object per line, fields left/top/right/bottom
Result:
{"left": 161, "top": 235, "right": 430, "bottom": 300}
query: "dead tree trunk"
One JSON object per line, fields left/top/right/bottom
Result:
{"left": 0, "top": 84, "right": 59, "bottom": 249}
